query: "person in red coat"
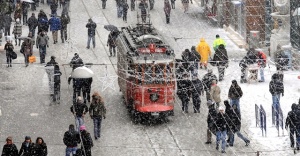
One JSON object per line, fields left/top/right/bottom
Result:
{"left": 164, "top": 0, "right": 171, "bottom": 24}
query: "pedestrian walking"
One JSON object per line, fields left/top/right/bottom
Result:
{"left": 36, "top": 31, "right": 49, "bottom": 63}
{"left": 14, "top": 5, "right": 22, "bottom": 22}
{"left": 196, "top": 38, "right": 211, "bottom": 69}
{"left": 60, "top": 13, "right": 70, "bottom": 43}
{"left": 79, "top": 125, "right": 93, "bottom": 156}
{"left": 269, "top": 74, "right": 284, "bottom": 126}
{"left": 171, "top": 0, "right": 175, "bottom": 9}
{"left": 20, "top": 36, "right": 32, "bottom": 67}
{"left": 285, "top": 103, "right": 298, "bottom": 148}
{"left": 86, "top": 18, "right": 97, "bottom": 49}
{"left": 130, "top": 0, "right": 135, "bottom": 11}
{"left": 213, "top": 34, "right": 226, "bottom": 51}
{"left": 48, "top": 14, "right": 61, "bottom": 44}
{"left": 53, "top": 64, "right": 62, "bottom": 103}
{"left": 63, "top": 124, "right": 81, "bottom": 156}
{"left": 22, "top": 2, "right": 29, "bottom": 25}
{"left": 228, "top": 80, "right": 243, "bottom": 111}
{"left": 12, "top": 18, "right": 22, "bottom": 46}
{"left": 225, "top": 102, "right": 250, "bottom": 147}
{"left": 211, "top": 44, "right": 228, "bottom": 81}
{"left": 139, "top": 0, "right": 148, "bottom": 23}
{"left": 4, "top": 40, "right": 14, "bottom": 67}
{"left": 190, "top": 76, "right": 204, "bottom": 113}
{"left": 239, "top": 48, "right": 258, "bottom": 83}
{"left": 215, "top": 106, "right": 229, "bottom": 153}
{"left": 27, "top": 13, "right": 38, "bottom": 37}
{"left": 210, "top": 80, "right": 221, "bottom": 108}
{"left": 19, "top": 136, "right": 34, "bottom": 156}
{"left": 69, "top": 53, "right": 84, "bottom": 70}
{"left": 116, "top": 0, "right": 124, "bottom": 18}
{"left": 102, "top": 0, "right": 107, "bottom": 9}
{"left": 71, "top": 96, "right": 89, "bottom": 132}
{"left": 89, "top": 92, "right": 107, "bottom": 140}
{"left": 205, "top": 100, "right": 217, "bottom": 144}
{"left": 202, "top": 69, "right": 217, "bottom": 101}
{"left": 181, "top": 48, "right": 193, "bottom": 75}
{"left": 50, "top": 2, "right": 58, "bottom": 15}
{"left": 164, "top": 0, "right": 171, "bottom": 24}
{"left": 82, "top": 78, "right": 93, "bottom": 104}
{"left": 107, "top": 31, "right": 118, "bottom": 57}
{"left": 37, "top": 10, "right": 49, "bottom": 34}
{"left": 257, "top": 50, "right": 267, "bottom": 82}
{"left": 177, "top": 73, "right": 191, "bottom": 113}
{"left": 31, "top": 137, "right": 47, "bottom": 156}
{"left": 3, "top": 14, "right": 13, "bottom": 36}
{"left": 181, "top": 0, "right": 189, "bottom": 13}
{"left": 123, "top": 2, "right": 129, "bottom": 22}
{"left": 1, "top": 137, "right": 18, "bottom": 156}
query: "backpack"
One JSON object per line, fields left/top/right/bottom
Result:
{"left": 81, "top": 132, "right": 93, "bottom": 148}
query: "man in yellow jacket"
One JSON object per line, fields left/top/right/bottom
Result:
{"left": 213, "top": 34, "right": 226, "bottom": 51}
{"left": 196, "top": 38, "right": 211, "bottom": 69}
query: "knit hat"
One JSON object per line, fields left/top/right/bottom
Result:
{"left": 80, "top": 125, "right": 86, "bottom": 131}
{"left": 25, "top": 136, "right": 31, "bottom": 140}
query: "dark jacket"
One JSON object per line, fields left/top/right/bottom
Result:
{"left": 239, "top": 52, "right": 257, "bottom": 68}
{"left": 46, "top": 59, "right": 58, "bottom": 67}
{"left": 60, "top": 14, "right": 70, "bottom": 30}
{"left": 31, "top": 137, "right": 47, "bottom": 156}
{"left": 177, "top": 79, "right": 191, "bottom": 100}
{"left": 226, "top": 106, "right": 241, "bottom": 132}
{"left": 191, "top": 78, "right": 204, "bottom": 96}
{"left": 19, "top": 141, "right": 34, "bottom": 156}
{"left": 70, "top": 101, "right": 89, "bottom": 117}
{"left": 123, "top": 3, "right": 129, "bottom": 14}
{"left": 22, "top": 2, "right": 29, "bottom": 15}
{"left": 139, "top": 2, "right": 148, "bottom": 15}
{"left": 202, "top": 73, "right": 217, "bottom": 91}
{"left": 89, "top": 99, "right": 106, "bottom": 118}
{"left": 228, "top": 83, "right": 243, "bottom": 99}
{"left": 86, "top": 21, "right": 97, "bottom": 36}
{"left": 191, "top": 46, "right": 200, "bottom": 62}
{"left": 212, "top": 44, "right": 228, "bottom": 66}
{"left": 80, "top": 130, "right": 93, "bottom": 149}
{"left": 207, "top": 104, "right": 217, "bottom": 128}
{"left": 27, "top": 15, "right": 38, "bottom": 30}
{"left": 286, "top": 104, "right": 298, "bottom": 129}
{"left": 215, "top": 112, "right": 229, "bottom": 131}
{"left": 1, "top": 144, "right": 18, "bottom": 156}
{"left": 164, "top": 1, "right": 171, "bottom": 15}
{"left": 269, "top": 75, "right": 284, "bottom": 95}
{"left": 63, "top": 128, "right": 81, "bottom": 147}
{"left": 70, "top": 55, "right": 83, "bottom": 70}
{"left": 3, "top": 14, "right": 13, "bottom": 28}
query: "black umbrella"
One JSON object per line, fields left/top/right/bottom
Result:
{"left": 104, "top": 25, "right": 119, "bottom": 32}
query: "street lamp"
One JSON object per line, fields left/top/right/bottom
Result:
{"left": 293, "top": 7, "right": 300, "bottom": 48}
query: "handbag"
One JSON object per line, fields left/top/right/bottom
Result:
{"left": 29, "top": 55, "right": 36, "bottom": 63}
{"left": 11, "top": 51, "right": 17, "bottom": 59}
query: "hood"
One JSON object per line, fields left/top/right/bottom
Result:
{"left": 292, "top": 103, "right": 297, "bottom": 111}
{"left": 200, "top": 38, "right": 205, "bottom": 42}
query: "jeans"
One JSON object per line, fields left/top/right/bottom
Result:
{"left": 65, "top": 147, "right": 77, "bottom": 156}
{"left": 216, "top": 130, "right": 227, "bottom": 151}
{"left": 39, "top": 45, "right": 46, "bottom": 63}
{"left": 75, "top": 116, "right": 84, "bottom": 132}
{"left": 290, "top": 128, "right": 296, "bottom": 147}
{"left": 228, "top": 131, "right": 249, "bottom": 145}
{"left": 29, "top": 28, "right": 36, "bottom": 37}
{"left": 260, "top": 67, "right": 265, "bottom": 82}
{"left": 109, "top": 46, "right": 116, "bottom": 56}
{"left": 87, "top": 35, "right": 95, "bottom": 48}
{"left": 230, "top": 99, "right": 240, "bottom": 111}
{"left": 93, "top": 117, "right": 102, "bottom": 138}
{"left": 272, "top": 94, "right": 281, "bottom": 126}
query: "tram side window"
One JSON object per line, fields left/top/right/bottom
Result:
{"left": 154, "top": 65, "right": 164, "bottom": 84}
{"left": 144, "top": 65, "right": 153, "bottom": 84}
{"left": 166, "top": 64, "right": 172, "bottom": 83}
{"left": 136, "top": 65, "right": 143, "bottom": 84}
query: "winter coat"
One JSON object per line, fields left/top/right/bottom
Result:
{"left": 3, "top": 14, "right": 13, "bottom": 28}
{"left": 212, "top": 44, "right": 228, "bottom": 66}
{"left": 1, "top": 143, "right": 18, "bottom": 156}
{"left": 286, "top": 104, "right": 298, "bottom": 129}
{"left": 4, "top": 42, "right": 14, "bottom": 56}
{"left": 177, "top": 79, "right": 191, "bottom": 100}
{"left": 139, "top": 2, "right": 148, "bottom": 15}
{"left": 50, "top": 3, "right": 58, "bottom": 12}
{"left": 20, "top": 39, "right": 32, "bottom": 55}
{"left": 14, "top": 8, "right": 22, "bottom": 21}
{"left": 164, "top": 1, "right": 171, "bottom": 16}
{"left": 196, "top": 38, "right": 211, "bottom": 64}
{"left": 12, "top": 22, "right": 22, "bottom": 35}
{"left": 239, "top": 51, "right": 257, "bottom": 68}
{"left": 46, "top": 59, "right": 58, "bottom": 67}
{"left": 213, "top": 37, "right": 226, "bottom": 51}
{"left": 31, "top": 143, "right": 47, "bottom": 156}
{"left": 38, "top": 12, "right": 48, "bottom": 22}
{"left": 70, "top": 56, "right": 84, "bottom": 70}
{"left": 27, "top": 15, "right": 38, "bottom": 30}
{"left": 80, "top": 130, "right": 93, "bottom": 149}
{"left": 19, "top": 141, "right": 34, "bottom": 156}
{"left": 54, "top": 65, "right": 62, "bottom": 84}
{"left": 226, "top": 107, "right": 241, "bottom": 132}
{"left": 201, "top": 73, "right": 217, "bottom": 91}
{"left": 86, "top": 21, "right": 97, "bottom": 36}
{"left": 123, "top": 3, "right": 129, "bottom": 15}
{"left": 48, "top": 16, "right": 61, "bottom": 31}
{"left": 70, "top": 101, "right": 89, "bottom": 117}
{"left": 275, "top": 53, "right": 289, "bottom": 70}
{"left": 81, "top": 78, "right": 92, "bottom": 92}
{"left": 269, "top": 78, "right": 284, "bottom": 95}
{"left": 89, "top": 98, "right": 106, "bottom": 118}
{"left": 215, "top": 112, "right": 229, "bottom": 131}
{"left": 36, "top": 34, "right": 49, "bottom": 46}
{"left": 191, "top": 78, "right": 204, "bottom": 96}
{"left": 228, "top": 84, "right": 243, "bottom": 99}
{"left": 210, "top": 83, "right": 221, "bottom": 103}
{"left": 63, "top": 129, "right": 81, "bottom": 147}
{"left": 107, "top": 33, "right": 117, "bottom": 47}
{"left": 22, "top": 2, "right": 29, "bottom": 15}
{"left": 60, "top": 14, "right": 70, "bottom": 30}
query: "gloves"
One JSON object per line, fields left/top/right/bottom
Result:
{"left": 47, "top": 45, "right": 49, "bottom": 48}
{"left": 282, "top": 93, "right": 284, "bottom": 97}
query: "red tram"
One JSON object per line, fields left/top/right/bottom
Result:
{"left": 116, "top": 24, "right": 176, "bottom": 123}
